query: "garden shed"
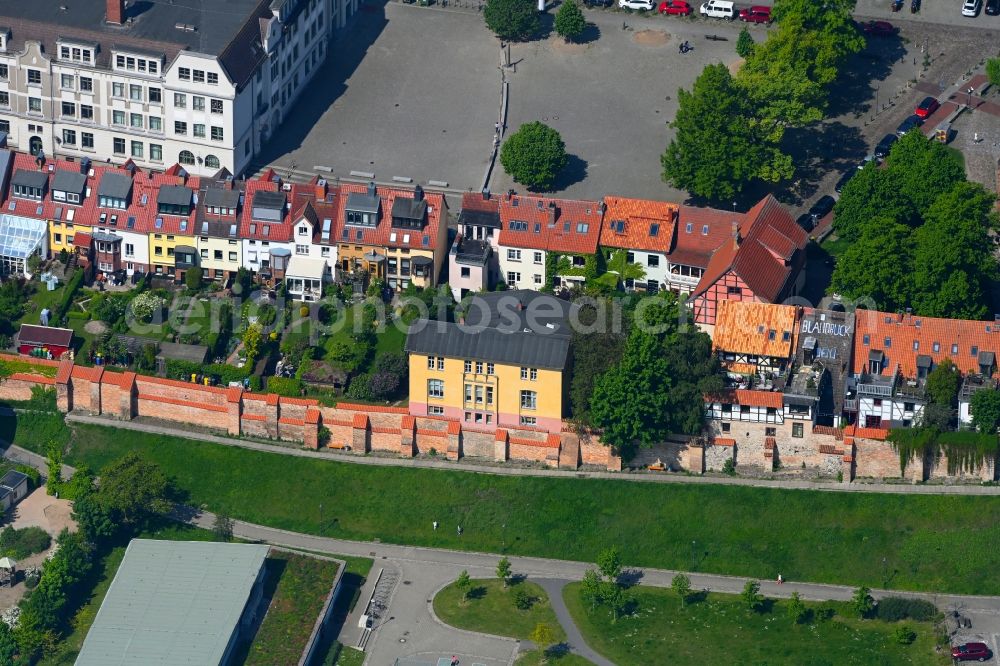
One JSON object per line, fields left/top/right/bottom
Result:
{"left": 16, "top": 324, "right": 73, "bottom": 359}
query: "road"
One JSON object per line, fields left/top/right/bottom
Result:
{"left": 62, "top": 413, "right": 1000, "bottom": 495}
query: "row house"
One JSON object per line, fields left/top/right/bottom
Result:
{"left": 238, "top": 174, "right": 301, "bottom": 285}
{"left": 1, "top": 0, "right": 353, "bottom": 176}
{"left": 790, "top": 308, "right": 855, "bottom": 428}
{"left": 333, "top": 181, "right": 449, "bottom": 292}
{"left": 712, "top": 301, "right": 798, "bottom": 389}
{"left": 849, "top": 310, "right": 1000, "bottom": 429}
{"left": 495, "top": 193, "right": 603, "bottom": 292}
{"left": 690, "top": 195, "right": 807, "bottom": 330}
{"left": 449, "top": 191, "right": 502, "bottom": 301}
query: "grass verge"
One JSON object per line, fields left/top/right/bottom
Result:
{"left": 562, "top": 583, "right": 949, "bottom": 666}
{"left": 433, "top": 578, "right": 566, "bottom": 642}
{"left": 27, "top": 420, "right": 1000, "bottom": 595}
{"left": 515, "top": 649, "right": 594, "bottom": 665}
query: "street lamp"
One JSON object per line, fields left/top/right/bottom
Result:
{"left": 967, "top": 87, "right": 975, "bottom": 108}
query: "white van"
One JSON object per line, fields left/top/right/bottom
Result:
{"left": 700, "top": 0, "right": 735, "bottom": 18}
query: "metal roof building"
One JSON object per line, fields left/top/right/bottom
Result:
{"left": 76, "top": 539, "right": 270, "bottom": 666}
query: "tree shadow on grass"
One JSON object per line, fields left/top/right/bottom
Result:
{"left": 509, "top": 573, "right": 528, "bottom": 586}
{"left": 686, "top": 589, "right": 709, "bottom": 605}
{"left": 544, "top": 643, "right": 572, "bottom": 659}
{"left": 468, "top": 585, "right": 488, "bottom": 600}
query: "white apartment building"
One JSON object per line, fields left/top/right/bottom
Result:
{"left": 0, "top": 0, "right": 355, "bottom": 177}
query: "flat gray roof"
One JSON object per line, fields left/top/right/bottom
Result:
{"left": 76, "top": 539, "right": 270, "bottom": 666}
{"left": 406, "top": 322, "right": 571, "bottom": 370}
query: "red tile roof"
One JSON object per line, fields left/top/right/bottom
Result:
{"left": 852, "top": 309, "right": 1000, "bottom": 377}
{"left": 672, "top": 204, "right": 744, "bottom": 268}
{"left": 497, "top": 193, "right": 603, "bottom": 254}
{"left": 713, "top": 301, "right": 799, "bottom": 358}
{"left": 692, "top": 195, "right": 806, "bottom": 302}
{"left": 237, "top": 177, "right": 300, "bottom": 242}
{"left": 599, "top": 196, "right": 677, "bottom": 254}
{"left": 706, "top": 388, "right": 784, "bottom": 409}
{"left": 332, "top": 182, "right": 447, "bottom": 252}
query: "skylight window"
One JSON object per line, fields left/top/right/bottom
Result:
{"left": 649, "top": 223, "right": 659, "bottom": 237}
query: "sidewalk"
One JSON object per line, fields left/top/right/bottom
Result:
{"left": 63, "top": 413, "right": 1000, "bottom": 495}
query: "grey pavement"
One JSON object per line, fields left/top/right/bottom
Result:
{"left": 536, "top": 578, "right": 613, "bottom": 666}
{"left": 61, "top": 413, "right": 1000, "bottom": 495}
{"left": 855, "top": 0, "right": 1000, "bottom": 28}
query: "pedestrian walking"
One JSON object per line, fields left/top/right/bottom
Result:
{"left": 457, "top": 525, "right": 463, "bottom": 536}
{"left": 433, "top": 520, "right": 438, "bottom": 531}
{"left": 450, "top": 656, "right": 459, "bottom": 666}
{"left": 777, "top": 574, "right": 783, "bottom": 584}
{"left": 495, "top": 121, "right": 500, "bottom": 133}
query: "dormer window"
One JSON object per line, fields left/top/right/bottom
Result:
{"left": 52, "top": 171, "right": 86, "bottom": 205}
{"left": 98, "top": 172, "right": 132, "bottom": 210}
{"left": 11, "top": 170, "right": 47, "bottom": 201}
{"left": 345, "top": 189, "right": 380, "bottom": 227}
{"left": 251, "top": 190, "right": 286, "bottom": 222}
{"left": 58, "top": 41, "right": 95, "bottom": 65}
{"left": 157, "top": 185, "right": 193, "bottom": 216}
{"left": 114, "top": 52, "right": 161, "bottom": 75}
{"left": 298, "top": 226, "right": 309, "bottom": 236}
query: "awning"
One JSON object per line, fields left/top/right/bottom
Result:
{"left": 411, "top": 255, "right": 433, "bottom": 266}
{"left": 363, "top": 251, "right": 385, "bottom": 262}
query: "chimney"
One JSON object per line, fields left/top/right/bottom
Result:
{"left": 599, "top": 201, "right": 606, "bottom": 214}
{"left": 107, "top": 0, "right": 125, "bottom": 25}
{"left": 548, "top": 201, "right": 557, "bottom": 228}
{"left": 481, "top": 188, "right": 491, "bottom": 201}
{"left": 367, "top": 181, "right": 376, "bottom": 198}
{"left": 315, "top": 180, "right": 327, "bottom": 200}
{"left": 414, "top": 184, "right": 424, "bottom": 202}
{"left": 731, "top": 221, "right": 740, "bottom": 249}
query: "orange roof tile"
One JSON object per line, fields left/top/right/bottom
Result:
{"left": 713, "top": 301, "right": 798, "bottom": 359}
{"left": 599, "top": 196, "right": 677, "bottom": 254}
{"left": 337, "top": 403, "right": 410, "bottom": 414}
{"left": 352, "top": 413, "right": 369, "bottom": 428}
{"left": 401, "top": 415, "right": 415, "bottom": 429}
{"left": 497, "top": 193, "right": 603, "bottom": 254}
{"left": 447, "top": 420, "right": 461, "bottom": 435}
{"left": 706, "top": 389, "right": 784, "bottom": 409}
{"left": 713, "top": 437, "right": 736, "bottom": 446}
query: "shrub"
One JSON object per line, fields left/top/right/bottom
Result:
{"left": 876, "top": 596, "right": 939, "bottom": 622}
{"left": 267, "top": 376, "right": 303, "bottom": 397}
{"left": 65, "top": 310, "right": 90, "bottom": 321}
{"left": 15, "top": 465, "right": 41, "bottom": 490}
{"left": 893, "top": 624, "right": 916, "bottom": 645}
{"left": 513, "top": 587, "right": 533, "bottom": 611}
{"left": 0, "top": 527, "right": 51, "bottom": 559}
{"left": 369, "top": 371, "right": 400, "bottom": 399}
{"left": 346, "top": 374, "right": 374, "bottom": 401}
{"left": 722, "top": 458, "right": 736, "bottom": 476}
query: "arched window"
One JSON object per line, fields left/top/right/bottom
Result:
{"left": 204, "top": 154, "right": 220, "bottom": 170}
{"left": 179, "top": 150, "right": 195, "bottom": 165}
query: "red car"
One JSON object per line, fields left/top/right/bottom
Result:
{"left": 659, "top": 0, "right": 692, "bottom": 14}
{"left": 914, "top": 96, "right": 940, "bottom": 119}
{"left": 861, "top": 20, "right": 898, "bottom": 36}
{"left": 739, "top": 5, "right": 771, "bottom": 22}
{"left": 952, "top": 642, "right": 992, "bottom": 662}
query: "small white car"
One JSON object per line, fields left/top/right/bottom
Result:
{"left": 619, "top": 0, "right": 655, "bottom": 8}
{"left": 962, "top": 0, "right": 980, "bottom": 15}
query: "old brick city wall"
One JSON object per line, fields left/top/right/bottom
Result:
{"left": 1, "top": 353, "right": 993, "bottom": 480}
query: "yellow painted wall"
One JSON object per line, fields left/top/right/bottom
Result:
{"left": 197, "top": 236, "right": 242, "bottom": 276}
{"left": 149, "top": 232, "right": 183, "bottom": 269}
{"left": 48, "top": 218, "right": 91, "bottom": 256}
{"left": 408, "top": 353, "right": 564, "bottom": 423}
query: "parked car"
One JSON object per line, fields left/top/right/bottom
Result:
{"left": 986, "top": 0, "right": 999, "bottom": 14}
{"left": 699, "top": 0, "right": 735, "bottom": 18}
{"left": 738, "top": 5, "right": 771, "bottom": 22}
{"left": 962, "top": 0, "right": 980, "bottom": 16}
{"left": 952, "top": 643, "right": 992, "bottom": 662}
{"left": 874, "top": 133, "right": 897, "bottom": 159}
{"left": 834, "top": 170, "right": 856, "bottom": 193}
{"left": 896, "top": 114, "right": 923, "bottom": 136}
{"left": 809, "top": 195, "right": 836, "bottom": 222}
{"left": 659, "top": 0, "right": 693, "bottom": 13}
{"left": 914, "top": 97, "right": 939, "bottom": 119}
{"left": 620, "top": 0, "right": 655, "bottom": 8}
{"left": 861, "top": 20, "right": 898, "bottom": 36}
{"left": 796, "top": 213, "right": 814, "bottom": 232}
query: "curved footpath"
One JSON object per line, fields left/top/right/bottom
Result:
{"left": 62, "top": 413, "right": 1000, "bottom": 495}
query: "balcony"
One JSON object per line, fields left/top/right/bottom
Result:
{"left": 843, "top": 398, "right": 858, "bottom": 411}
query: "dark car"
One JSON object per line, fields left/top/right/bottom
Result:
{"left": 914, "top": 96, "right": 940, "bottom": 119}
{"left": 896, "top": 114, "right": 923, "bottom": 136}
{"left": 874, "top": 133, "right": 898, "bottom": 160}
{"left": 952, "top": 642, "right": 992, "bottom": 662}
{"left": 987, "top": 0, "right": 999, "bottom": 15}
{"left": 861, "top": 20, "right": 898, "bottom": 36}
{"left": 587, "top": 0, "right": 614, "bottom": 6}
{"left": 809, "top": 195, "right": 836, "bottom": 222}
{"left": 796, "top": 213, "right": 814, "bottom": 232}
{"left": 835, "top": 170, "right": 856, "bottom": 193}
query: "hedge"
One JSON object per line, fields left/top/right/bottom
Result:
{"left": 266, "top": 376, "right": 303, "bottom": 397}
{"left": 876, "top": 596, "right": 939, "bottom": 622}
{"left": 53, "top": 268, "right": 84, "bottom": 325}
{"left": 165, "top": 359, "right": 251, "bottom": 385}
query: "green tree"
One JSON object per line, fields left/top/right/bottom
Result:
{"left": 27, "top": 252, "right": 42, "bottom": 276}
{"left": 213, "top": 512, "right": 235, "bottom": 542}
{"left": 597, "top": 545, "right": 623, "bottom": 584}
{"left": 662, "top": 64, "right": 792, "bottom": 201}
{"left": 45, "top": 442, "right": 63, "bottom": 496}
{"left": 233, "top": 266, "right": 254, "bottom": 298}
{"left": 887, "top": 130, "right": 967, "bottom": 214}
{"left": 581, "top": 568, "right": 603, "bottom": 610}
{"left": 735, "top": 26, "right": 754, "bottom": 58}
{"left": 893, "top": 624, "right": 917, "bottom": 645}
{"left": 61, "top": 465, "right": 94, "bottom": 501}
{"left": 971, "top": 389, "right": 1000, "bottom": 433}
{"left": 95, "top": 452, "right": 172, "bottom": 529}
{"left": 184, "top": 266, "right": 203, "bottom": 292}
{"left": 988, "top": 58, "right": 1000, "bottom": 88}
{"left": 600, "top": 581, "right": 628, "bottom": 622}
{"left": 0, "top": 279, "right": 28, "bottom": 336}
{"left": 832, "top": 164, "right": 915, "bottom": 243}
{"left": 742, "top": 580, "right": 764, "bottom": 612}
{"left": 555, "top": 0, "right": 586, "bottom": 42}
{"left": 0, "top": 621, "right": 18, "bottom": 665}
{"left": 604, "top": 249, "right": 646, "bottom": 286}
{"left": 829, "top": 223, "right": 913, "bottom": 312}
{"left": 72, "top": 491, "right": 116, "bottom": 542}
{"left": 671, "top": 573, "right": 691, "bottom": 608}
{"left": 500, "top": 122, "right": 568, "bottom": 191}
{"left": 591, "top": 294, "right": 721, "bottom": 455}
{"left": 484, "top": 0, "right": 541, "bottom": 41}
{"left": 924, "top": 358, "right": 960, "bottom": 410}
{"left": 513, "top": 587, "right": 533, "bottom": 610}
{"left": 851, "top": 586, "right": 874, "bottom": 618}
{"left": 243, "top": 323, "right": 263, "bottom": 366}
{"left": 496, "top": 556, "right": 512, "bottom": 588}
{"left": 456, "top": 569, "right": 473, "bottom": 601}
{"left": 910, "top": 182, "right": 997, "bottom": 320}
{"left": 787, "top": 590, "right": 807, "bottom": 624}
{"left": 529, "top": 622, "right": 556, "bottom": 649}
{"left": 570, "top": 327, "right": 625, "bottom": 425}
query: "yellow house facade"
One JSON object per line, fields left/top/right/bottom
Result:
{"left": 49, "top": 210, "right": 90, "bottom": 257}
{"left": 197, "top": 234, "right": 242, "bottom": 280}
{"left": 405, "top": 305, "right": 571, "bottom": 434}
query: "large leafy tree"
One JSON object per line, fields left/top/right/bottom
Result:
{"left": 831, "top": 164, "right": 914, "bottom": 242}
{"left": 886, "top": 131, "right": 966, "bottom": 214}
{"left": 590, "top": 294, "right": 721, "bottom": 455}
{"left": 971, "top": 389, "right": 1000, "bottom": 433}
{"left": 829, "top": 223, "right": 913, "bottom": 311}
{"left": 554, "top": 0, "right": 586, "bottom": 42}
{"left": 662, "top": 64, "right": 792, "bottom": 201}
{"left": 910, "top": 182, "right": 997, "bottom": 320}
{"left": 500, "top": 121, "right": 568, "bottom": 191}
{"left": 484, "top": 0, "right": 540, "bottom": 41}
{"left": 925, "top": 358, "right": 960, "bottom": 409}
{"left": 94, "top": 452, "right": 173, "bottom": 529}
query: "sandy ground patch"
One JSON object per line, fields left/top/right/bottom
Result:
{"left": 633, "top": 29, "right": 670, "bottom": 47}
{"left": 83, "top": 320, "right": 108, "bottom": 335}
{"left": 550, "top": 37, "right": 589, "bottom": 55}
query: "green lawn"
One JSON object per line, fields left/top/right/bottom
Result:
{"left": 516, "top": 649, "right": 594, "bottom": 666}
{"left": 50, "top": 421, "right": 1000, "bottom": 594}
{"left": 563, "top": 584, "right": 949, "bottom": 666}
{"left": 820, "top": 233, "right": 851, "bottom": 259}
{"left": 0, "top": 409, "right": 70, "bottom": 452}
{"left": 40, "top": 523, "right": 221, "bottom": 666}
{"left": 16, "top": 280, "right": 70, "bottom": 329}
{"left": 434, "top": 578, "right": 566, "bottom": 642}
{"left": 243, "top": 551, "right": 340, "bottom": 666}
